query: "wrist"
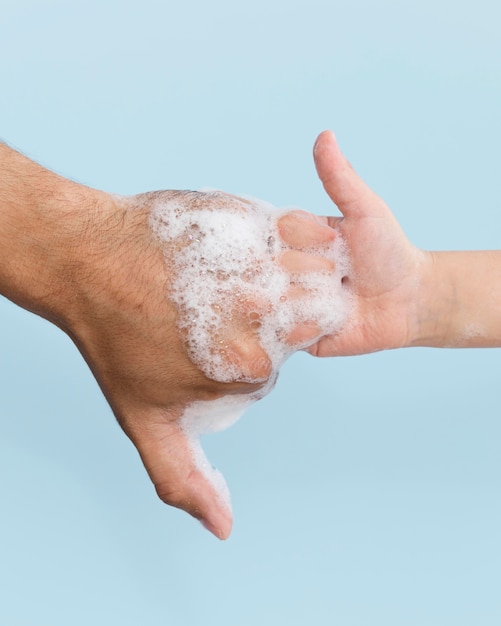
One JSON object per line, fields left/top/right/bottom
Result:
{"left": 414, "top": 250, "right": 501, "bottom": 348}
{"left": 412, "top": 252, "right": 471, "bottom": 348}
{"left": 0, "top": 143, "right": 117, "bottom": 328}
{"left": 408, "top": 251, "right": 455, "bottom": 348}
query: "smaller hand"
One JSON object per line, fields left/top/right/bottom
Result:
{"left": 308, "top": 131, "right": 431, "bottom": 357}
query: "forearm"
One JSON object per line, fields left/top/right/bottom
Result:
{"left": 0, "top": 143, "right": 110, "bottom": 327}
{"left": 413, "top": 250, "right": 501, "bottom": 348}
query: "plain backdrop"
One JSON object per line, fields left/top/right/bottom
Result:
{"left": 1, "top": 1, "right": 500, "bottom": 624}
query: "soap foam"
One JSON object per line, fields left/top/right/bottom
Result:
{"left": 180, "top": 393, "right": 255, "bottom": 513}
{"left": 149, "top": 190, "right": 352, "bottom": 512}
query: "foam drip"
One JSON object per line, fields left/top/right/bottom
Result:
{"left": 180, "top": 394, "right": 255, "bottom": 514}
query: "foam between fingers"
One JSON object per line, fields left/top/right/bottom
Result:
{"left": 149, "top": 190, "right": 353, "bottom": 515}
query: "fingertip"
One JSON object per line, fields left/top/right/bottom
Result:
{"left": 156, "top": 468, "right": 234, "bottom": 540}
{"left": 201, "top": 513, "right": 233, "bottom": 540}
{"left": 227, "top": 339, "right": 272, "bottom": 382}
{"left": 133, "top": 420, "right": 234, "bottom": 539}
{"left": 313, "top": 130, "right": 342, "bottom": 186}
{"left": 313, "top": 130, "right": 383, "bottom": 218}
{"left": 285, "top": 321, "right": 323, "bottom": 347}
{"left": 278, "top": 211, "right": 336, "bottom": 248}
{"left": 322, "top": 215, "right": 343, "bottom": 230}
{"left": 304, "top": 343, "right": 318, "bottom": 356}
{"left": 313, "top": 129, "right": 336, "bottom": 157}
{"left": 185, "top": 468, "right": 234, "bottom": 539}
{"left": 303, "top": 335, "right": 333, "bottom": 358}
{"left": 280, "top": 249, "right": 335, "bottom": 273}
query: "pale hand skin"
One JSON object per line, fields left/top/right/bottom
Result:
{"left": 310, "top": 130, "right": 501, "bottom": 356}
{"left": 0, "top": 143, "right": 335, "bottom": 540}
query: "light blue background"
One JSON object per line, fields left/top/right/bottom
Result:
{"left": 1, "top": 1, "right": 500, "bottom": 624}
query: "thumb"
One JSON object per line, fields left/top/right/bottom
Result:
{"left": 313, "top": 130, "right": 386, "bottom": 219}
{"left": 130, "top": 417, "right": 233, "bottom": 540}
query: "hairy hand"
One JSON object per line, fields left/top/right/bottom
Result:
{"left": 65, "top": 189, "right": 336, "bottom": 539}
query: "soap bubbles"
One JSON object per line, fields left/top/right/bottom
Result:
{"left": 148, "top": 190, "right": 352, "bottom": 509}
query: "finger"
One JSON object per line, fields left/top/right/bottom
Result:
{"left": 305, "top": 334, "right": 336, "bottom": 357}
{"left": 280, "top": 249, "right": 335, "bottom": 273}
{"left": 321, "top": 215, "right": 343, "bottom": 230}
{"left": 224, "top": 336, "right": 272, "bottom": 382}
{"left": 130, "top": 417, "right": 233, "bottom": 540}
{"left": 285, "top": 321, "right": 323, "bottom": 347}
{"left": 213, "top": 296, "right": 273, "bottom": 383}
{"left": 279, "top": 284, "right": 325, "bottom": 347}
{"left": 283, "top": 283, "right": 313, "bottom": 301}
{"left": 278, "top": 210, "right": 336, "bottom": 249}
{"left": 313, "top": 130, "right": 387, "bottom": 219}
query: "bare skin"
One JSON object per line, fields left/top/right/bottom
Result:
{"left": 0, "top": 143, "right": 336, "bottom": 539}
{"left": 310, "top": 130, "right": 501, "bottom": 356}
{"left": 4, "top": 133, "right": 497, "bottom": 540}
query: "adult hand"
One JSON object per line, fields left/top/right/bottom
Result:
{"left": 77, "top": 190, "right": 335, "bottom": 540}
{"left": 0, "top": 143, "right": 337, "bottom": 539}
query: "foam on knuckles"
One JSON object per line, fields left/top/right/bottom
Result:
{"left": 149, "top": 190, "right": 352, "bottom": 517}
